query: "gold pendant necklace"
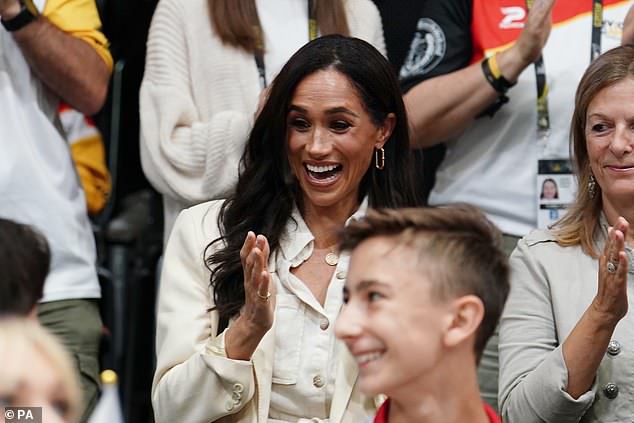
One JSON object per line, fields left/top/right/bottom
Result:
{"left": 325, "top": 251, "right": 339, "bottom": 266}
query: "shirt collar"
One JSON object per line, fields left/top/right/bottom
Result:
{"left": 277, "top": 197, "right": 369, "bottom": 266}
{"left": 373, "top": 399, "right": 501, "bottom": 423}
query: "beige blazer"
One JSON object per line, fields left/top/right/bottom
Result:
{"left": 499, "top": 225, "right": 634, "bottom": 423}
{"left": 152, "top": 200, "right": 375, "bottom": 423}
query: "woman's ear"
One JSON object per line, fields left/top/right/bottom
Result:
{"left": 443, "top": 295, "right": 485, "bottom": 349}
{"left": 375, "top": 113, "right": 396, "bottom": 149}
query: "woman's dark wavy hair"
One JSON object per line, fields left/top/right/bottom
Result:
{"left": 206, "top": 34, "right": 421, "bottom": 323}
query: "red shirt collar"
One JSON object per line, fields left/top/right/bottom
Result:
{"left": 483, "top": 403, "right": 501, "bottom": 423}
{"left": 374, "top": 399, "right": 501, "bottom": 423}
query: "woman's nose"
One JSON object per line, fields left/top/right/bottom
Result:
{"left": 306, "top": 127, "right": 332, "bottom": 157}
{"left": 610, "top": 124, "right": 634, "bottom": 157}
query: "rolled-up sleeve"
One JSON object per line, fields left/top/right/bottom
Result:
{"left": 152, "top": 203, "right": 257, "bottom": 423}
{"left": 499, "top": 239, "right": 595, "bottom": 422}
{"left": 42, "top": 0, "right": 113, "bottom": 71}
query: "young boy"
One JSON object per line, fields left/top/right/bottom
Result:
{"left": 335, "top": 206, "right": 509, "bottom": 423}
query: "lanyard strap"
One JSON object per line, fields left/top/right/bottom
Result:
{"left": 527, "top": 0, "right": 603, "bottom": 137}
{"left": 254, "top": 0, "right": 317, "bottom": 89}
{"left": 591, "top": 0, "right": 604, "bottom": 61}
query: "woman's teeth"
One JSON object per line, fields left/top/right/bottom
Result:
{"left": 305, "top": 163, "right": 341, "bottom": 180}
{"left": 306, "top": 164, "right": 339, "bottom": 173}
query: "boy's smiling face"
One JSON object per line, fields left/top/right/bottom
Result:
{"left": 335, "top": 235, "right": 454, "bottom": 397}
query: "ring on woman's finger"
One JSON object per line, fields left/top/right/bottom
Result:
{"left": 607, "top": 261, "right": 618, "bottom": 274}
{"left": 257, "top": 291, "right": 272, "bottom": 302}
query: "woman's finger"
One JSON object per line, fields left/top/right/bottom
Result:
{"left": 604, "top": 227, "right": 618, "bottom": 269}
{"left": 259, "top": 235, "right": 270, "bottom": 264}
{"left": 617, "top": 250, "right": 629, "bottom": 280}
{"left": 240, "top": 231, "right": 256, "bottom": 263}
{"left": 249, "top": 246, "right": 264, "bottom": 286}
{"left": 616, "top": 216, "right": 629, "bottom": 238}
{"left": 257, "top": 269, "right": 271, "bottom": 301}
{"left": 251, "top": 250, "right": 272, "bottom": 303}
{"left": 612, "top": 228, "right": 626, "bottom": 274}
{"left": 243, "top": 248, "right": 258, "bottom": 291}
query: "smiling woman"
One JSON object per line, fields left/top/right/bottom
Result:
{"left": 585, "top": 78, "right": 634, "bottom": 211}
{"left": 152, "top": 35, "right": 420, "bottom": 423}
{"left": 499, "top": 45, "right": 634, "bottom": 423}
{"left": 286, "top": 69, "right": 395, "bottom": 216}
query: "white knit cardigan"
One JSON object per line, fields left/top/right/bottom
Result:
{"left": 139, "top": 0, "right": 386, "bottom": 241}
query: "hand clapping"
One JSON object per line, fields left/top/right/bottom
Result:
{"left": 515, "top": 0, "right": 555, "bottom": 66}
{"left": 239, "top": 231, "right": 275, "bottom": 333}
{"left": 593, "top": 217, "right": 630, "bottom": 325}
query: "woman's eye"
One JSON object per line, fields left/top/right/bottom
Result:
{"left": 590, "top": 123, "right": 608, "bottom": 133}
{"left": 289, "top": 118, "right": 310, "bottom": 131}
{"left": 331, "top": 120, "right": 351, "bottom": 131}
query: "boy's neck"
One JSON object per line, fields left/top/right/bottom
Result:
{"left": 387, "top": 352, "right": 491, "bottom": 423}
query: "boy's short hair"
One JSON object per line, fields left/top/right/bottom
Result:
{"left": 0, "top": 218, "right": 50, "bottom": 316}
{"left": 339, "top": 205, "right": 510, "bottom": 361}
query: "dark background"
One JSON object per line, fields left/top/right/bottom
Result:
{"left": 94, "top": 1, "right": 161, "bottom": 421}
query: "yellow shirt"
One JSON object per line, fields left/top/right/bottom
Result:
{"left": 42, "top": 0, "right": 113, "bottom": 71}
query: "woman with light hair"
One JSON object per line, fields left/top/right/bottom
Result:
{"left": 499, "top": 45, "right": 634, "bottom": 422}
{"left": 0, "top": 318, "right": 80, "bottom": 423}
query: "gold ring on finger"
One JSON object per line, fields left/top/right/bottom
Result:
{"left": 257, "top": 291, "right": 272, "bottom": 302}
{"left": 607, "top": 261, "right": 618, "bottom": 274}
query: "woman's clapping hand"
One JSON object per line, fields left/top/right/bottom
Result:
{"left": 592, "top": 217, "right": 630, "bottom": 325}
{"left": 240, "top": 231, "right": 275, "bottom": 333}
{"left": 225, "top": 232, "right": 275, "bottom": 360}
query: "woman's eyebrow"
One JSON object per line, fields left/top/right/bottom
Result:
{"left": 325, "top": 107, "right": 359, "bottom": 117}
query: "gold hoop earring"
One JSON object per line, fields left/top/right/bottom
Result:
{"left": 374, "top": 147, "right": 385, "bottom": 170}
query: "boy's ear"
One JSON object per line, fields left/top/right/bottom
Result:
{"left": 443, "top": 295, "right": 484, "bottom": 349}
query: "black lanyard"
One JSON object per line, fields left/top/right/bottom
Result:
{"left": 526, "top": 0, "right": 603, "bottom": 136}
{"left": 254, "top": 0, "right": 317, "bottom": 89}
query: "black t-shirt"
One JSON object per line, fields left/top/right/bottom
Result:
{"left": 373, "top": 0, "right": 473, "bottom": 93}
{"left": 372, "top": 0, "right": 473, "bottom": 201}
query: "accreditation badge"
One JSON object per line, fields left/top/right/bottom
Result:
{"left": 536, "top": 159, "right": 576, "bottom": 229}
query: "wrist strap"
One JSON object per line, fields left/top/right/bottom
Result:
{"left": 479, "top": 54, "right": 517, "bottom": 118}
{"left": 1, "top": 4, "right": 38, "bottom": 32}
{"left": 482, "top": 54, "right": 516, "bottom": 94}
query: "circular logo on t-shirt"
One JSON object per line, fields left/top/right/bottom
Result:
{"left": 399, "top": 18, "right": 446, "bottom": 80}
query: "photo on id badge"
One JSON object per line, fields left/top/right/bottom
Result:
{"left": 537, "top": 159, "right": 576, "bottom": 229}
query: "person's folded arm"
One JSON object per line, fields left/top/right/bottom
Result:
{"left": 1, "top": 0, "right": 110, "bottom": 115}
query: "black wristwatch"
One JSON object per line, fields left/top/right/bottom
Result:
{"left": 1, "top": 0, "right": 39, "bottom": 32}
